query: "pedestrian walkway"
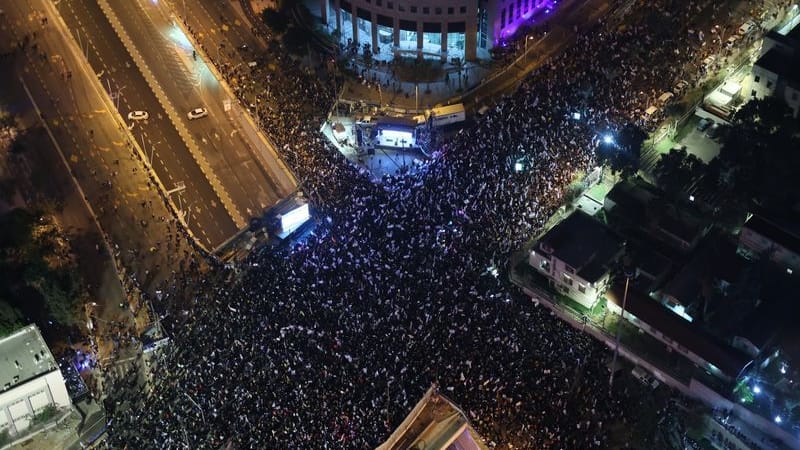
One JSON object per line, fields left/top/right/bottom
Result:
{"left": 337, "top": 0, "right": 610, "bottom": 112}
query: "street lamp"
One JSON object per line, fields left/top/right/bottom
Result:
{"left": 525, "top": 35, "right": 535, "bottom": 63}
{"left": 609, "top": 265, "right": 635, "bottom": 392}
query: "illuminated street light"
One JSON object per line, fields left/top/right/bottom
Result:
{"left": 602, "top": 134, "right": 614, "bottom": 145}
{"left": 753, "top": 385, "right": 761, "bottom": 394}
{"left": 572, "top": 112, "right": 581, "bottom": 120}
{"left": 775, "top": 415, "right": 782, "bottom": 424}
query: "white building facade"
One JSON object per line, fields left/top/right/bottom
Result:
{"left": 311, "top": 0, "right": 557, "bottom": 61}
{"left": 528, "top": 211, "right": 624, "bottom": 309}
{"left": 529, "top": 248, "right": 613, "bottom": 309}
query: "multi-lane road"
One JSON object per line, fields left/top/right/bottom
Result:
{"left": 106, "top": 0, "right": 298, "bottom": 226}
{"left": 50, "top": 0, "right": 298, "bottom": 251}
{"left": 53, "top": 0, "right": 237, "bottom": 250}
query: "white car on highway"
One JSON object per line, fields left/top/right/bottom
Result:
{"left": 128, "top": 110, "right": 149, "bottom": 121}
{"left": 187, "top": 108, "right": 208, "bottom": 120}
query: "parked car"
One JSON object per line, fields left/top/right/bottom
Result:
{"left": 697, "top": 117, "right": 713, "bottom": 131}
{"left": 658, "top": 91, "right": 675, "bottom": 105}
{"left": 128, "top": 110, "right": 149, "bottom": 121}
{"left": 738, "top": 21, "right": 755, "bottom": 36}
{"left": 187, "top": 107, "right": 208, "bottom": 120}
{"left": 705, "top": 123, "right": 724, "bottom": 140}
{"left": 674, "top": 79, "right": 690, "bottom": 95}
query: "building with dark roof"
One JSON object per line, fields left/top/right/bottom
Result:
{"left": 604, "top": 178, "right": 711, "bottom": 253}
{"left": 529, "top": 210, "right": 625, "bottom": 308}
{"left": 750, "top": 21, "right": 800, "bottom": 117}
{"left": 606, "top": 285, "right": 751, "bottom": 382}
{"left": 738, "top": 211, "right": 800, "bottom": 272}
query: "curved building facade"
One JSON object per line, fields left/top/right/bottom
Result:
{"left": 312, "top": 0, "right": 557, "bottom": 62}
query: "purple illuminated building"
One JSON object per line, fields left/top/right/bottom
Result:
{"left": 306, "top": 0, "right": 559, "bottom": 61}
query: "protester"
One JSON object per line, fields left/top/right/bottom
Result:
{"left": 105, "top": 1, "right": 764, "bottom": 448}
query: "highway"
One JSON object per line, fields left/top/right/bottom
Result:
{"left": 105, "top": 0, "right": 298, "bottom": 229}
{"left": 54, "top": 0, "right": 236, "bottom": 250}
{"left": 0, "top": 0, "right": 197, "bottom": 388}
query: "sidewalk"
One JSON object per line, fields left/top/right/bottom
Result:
{"left": 337, "top": 0, "right": 610, "bottom": 113}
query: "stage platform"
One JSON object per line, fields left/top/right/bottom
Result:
{"left": 375, "top": 128, "right": 416, "bottom": 149}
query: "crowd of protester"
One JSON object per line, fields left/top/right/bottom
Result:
{"left": 104, "top": 0, "right": 778, "bottom": 448}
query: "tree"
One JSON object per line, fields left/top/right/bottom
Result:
{"left": 595, "top": 123, "right": 646, "bottom": 178}
{"left": 261, "top": 8, "right": 287, "bottom": 34}
{"left": 283, "top": 26, "right": 310, "bottom": 56}
{"left": 653, "top": 147, "right": 704, "bottom": 198}
{"left": 713, "top": 97, "right": 800, "bottom": 207}
{"left": 0, "top": 300, "right": 24, "bottom": 337}
{"left": 0, "top": 209, "right": 84, "bottom": 329}
{"left": 732, "top": 96, "right": 797, "bottom": 136}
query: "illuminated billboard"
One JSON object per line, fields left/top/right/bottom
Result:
{"left": 280, "top": 203, "right": 310, "bottom": 233}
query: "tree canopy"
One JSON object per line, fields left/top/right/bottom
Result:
{"left": 653, "top": 147, "right": 705, "bottom": 198}
{"left": 283, "top": 26, "right": 311, "bottom": 56}
{"left": 0, "top": 209, "right": 83, "bottom": 331}
{"left": 711, "top": 97, "right": 800, "bottom": 208}
{"left": 595, "top": 123, "right": 646, "bottom": 178}
{"left": 261, "top": 8, "right": 288, "bottom": 34}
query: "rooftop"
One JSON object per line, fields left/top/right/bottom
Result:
{"left": 755, "top": 48, "right": 800, "bottom": 86}
{"left": 734, "top": 260, "right": 800, "bottom": 359}
{"left": 0, "top": 325, "right": 59, "bottom": 393}
{"left": 661, "top": 234, "right": 746, "bottom": 314}
{"left": 604, "top": 177, "right": 660, "bottom": 223}
{"left": 377, "top": 386, "right": 489, "bottom": 450}
{"left": 607, "top": 285, "right": 750, "bottom": 379}
{"left": 743, "top": 211, "right": 800, "bottom": 256}
{"left": 538, "top": 210, "right": 625, "bottom": 283}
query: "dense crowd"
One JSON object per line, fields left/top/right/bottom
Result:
{"left": 105, "top": 0, "right": 766, "bottom": 448}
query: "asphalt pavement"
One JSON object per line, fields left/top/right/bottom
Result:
{"left": 106, "top": 0, "right": 297, "bottom": 231}
{"left": 54, "top": 0, "right": 237, "bottom": 250}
